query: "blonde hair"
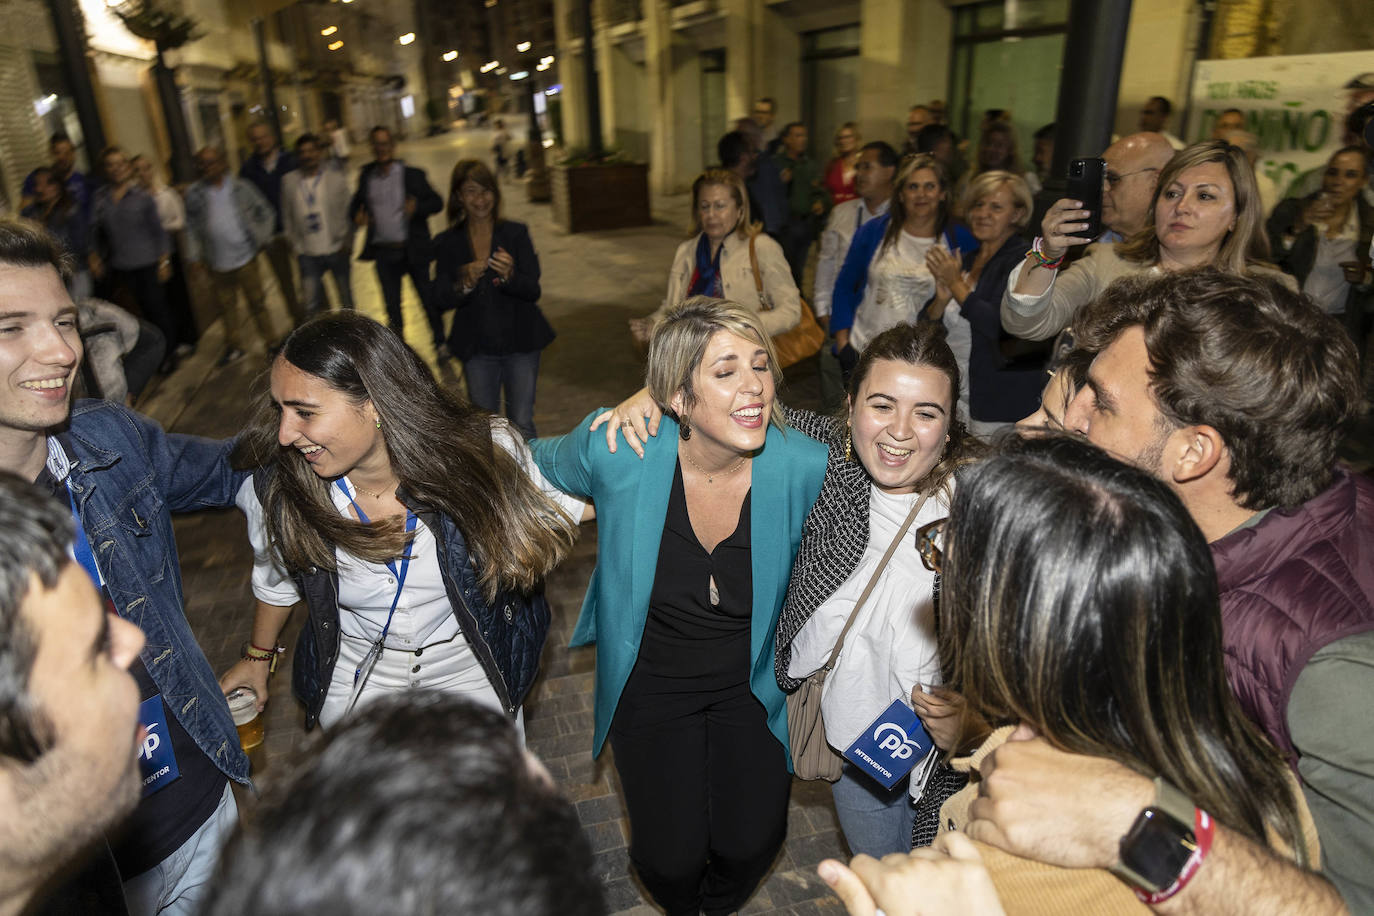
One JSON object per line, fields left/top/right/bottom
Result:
{"left": 1117, "top": 140, "right": 1269, "bottom": 273}
{"left": 834, "top": 121, "right": 861, "bottom": 155}
{"left": 690, "top": 168, "right": 752, "bottom": 238}
{"left": 645, "top": 296, "right": 785, "bottom": 432}
{"left": 960, "top": 170, "right": 1032, "bottom": 231}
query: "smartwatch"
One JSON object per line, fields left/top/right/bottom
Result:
{"left": 1109, "top": 777, "right": 1199, "bottom": 894}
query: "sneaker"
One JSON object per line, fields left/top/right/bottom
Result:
{"left": 215, "top": 348, "right": 246, "bottom": 368}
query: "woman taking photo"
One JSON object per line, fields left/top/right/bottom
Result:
{"left": 220, "top": 312, "right": 582, "bottom": 733}
{"left": 1266, "top": 145, "right": 1373, "bottom": 358}
{"left": 929, "top": 435, "right": 1315, "bottom": 911}
{"left": 532, "top": 298, "right": 827, "bottom": 916}
{"left": 434, "top": 159, "right": 554, "bottom": 439}
{"left": 824, "top": 122, "right": 862, "bottom": 205}
{"left": 629, "top": 169, "right": 800, "bottom": 347}
{"left": 925, "top": 171, "right": 1043, "bottom": 435}
{"left": 829, "top": 154, "right": 975, "bottom": 369}
{"left": 1004, "top": 140, "right": 1291, "bottom": 341}
{"left": 774, "top": 322, "right": 983, "bottom": 857}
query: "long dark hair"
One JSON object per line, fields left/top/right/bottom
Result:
{"left": 846, "top": 322, "right": 985, "bottom": 498}
{"left": 940, "top": 434, "right": 1308, "bottom": 862}
{"left": 233, "top": 312, "right": 575, "bottom": 601}
{"left": 880, "top": 153, "right": 952, "bottom": 257}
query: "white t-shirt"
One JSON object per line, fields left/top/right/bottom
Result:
{"left": 295, "top": 171, "right": 335, "bottom": 257}
{"left": 851, "top": 231, "right": 940, "bottom": 352}
{"left": 1301, "top": 207, "right": 1360, "bottom": 315}
{"left": 238, "top": 421, "right": 585, "bottom": 647}
{"left": 787, "top": 485, "right": 947, "bottom": 795}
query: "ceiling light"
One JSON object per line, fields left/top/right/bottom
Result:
{"left": 398, "top": 32, "right": 415, "bottom": 45}
{"left": 328, "top": 40, "right": 344, "bottom": 50}
{"left": 480, "top": 60, "right": 499, "bottom": 73}
{"left": 516, "top": 41, "right": 531, "bottom": 52}
{"left": 442, "top": 50, "right": 458, "bottom": 61}
{"left": 321, "top": 25, "right": 337, "bottom": 35}
{"left": 510, "top": 70, "right": 529, "bottom": 80}
{"left": 539, "top": 55, "right": 554, "bottom": 65}
{"left": 536, "top": 62, "right": 549, "bottom": 71}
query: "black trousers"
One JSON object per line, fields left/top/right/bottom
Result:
{"left": 372, "top": 247, "right": 444, "bottom": 347}
{"left": 609, "top": 673, "right": 790, "bottom": 916}
{"left": 110, "top": 265, "right": 191, "bottom": 354}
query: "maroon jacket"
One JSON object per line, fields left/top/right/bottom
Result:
{"left": 1211, "top": 467, "right": 1374, "bottom": 768}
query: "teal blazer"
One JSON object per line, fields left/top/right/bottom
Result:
{"left": 530, "top": 410, "right": 828, "bottom": 761}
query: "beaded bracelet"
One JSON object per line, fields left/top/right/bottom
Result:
{"left": 1028, "top": 236, "right": 1066, "bottom": 271}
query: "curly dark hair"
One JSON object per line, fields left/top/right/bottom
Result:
{"left": 1073, "top": 268, "right": 1362, "bottom": 510}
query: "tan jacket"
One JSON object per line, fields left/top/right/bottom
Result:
{"left": 653, "top": 230, "right": 801, "bottom": 337}
{"left": 999, "top": 243, "right": 1296, "bottom": 341}
{"left": 940, "top": 726, "right": 1321, "bottom": 916}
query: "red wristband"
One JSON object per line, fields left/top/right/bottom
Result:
{"left": 250, "top": 641, "right": 278, "bottom": 655}
{"left": 1134, "top": 807, "right": 1215, "bottom": 906}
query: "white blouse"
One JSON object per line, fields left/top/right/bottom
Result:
{"left": 787, "top": 485, "right": 947, "bottom": 792}
{"left": 238, "top": 421, "right": 585, "bottom": 648}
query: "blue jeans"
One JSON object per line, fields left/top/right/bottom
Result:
{"left": 830, "top": 763, "right": 916, "bottom": 858}
{"left": 122, "top": 783, "right": 238, "bottom": 916}
{"left": 463, "top": 350, "right": 541, "bottom": 439}
{"left": 299, "top": 249, "right": 354, "bottom": 314}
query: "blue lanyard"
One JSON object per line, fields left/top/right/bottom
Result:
{"left": 65, "top": 483, "right": 102, "bottom": 588}
{"left": 335, "top": 479, "right": 417, "bottom": 685}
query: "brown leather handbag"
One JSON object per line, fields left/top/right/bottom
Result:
{"left": 748, "top": 233, "right": 826, "bottom": 368}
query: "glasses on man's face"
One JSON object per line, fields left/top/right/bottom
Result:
{"left": 916, "top": 518, "right": 947, "bottom": 573}
{"left": 1104, "top": 166, "right": 1159, "bottom": 188}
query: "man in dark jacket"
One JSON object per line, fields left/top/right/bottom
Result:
{"left": 349, "top": 126, "right": 446, "bottom": 354}
{"left": 954, "top": 270, "right": 1369, "bottom": 914}
{"left": 239, "top": 122, "right": 303, "bottom": 325}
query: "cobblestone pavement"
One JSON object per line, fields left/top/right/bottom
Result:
{"left": 146, "top": 126, "right": 845, "bottom": 916}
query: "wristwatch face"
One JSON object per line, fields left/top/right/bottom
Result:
{"left": 1119, "top": 808, "right": 1197, "bottom": 891}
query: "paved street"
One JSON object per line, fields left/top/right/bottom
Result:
{"left": 147, "top": 125, "right": 845, "bottom": 916}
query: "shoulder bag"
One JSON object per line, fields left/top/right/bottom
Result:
{"left": 749, "top": 232, "right": 826, "bottom": 368}
{"left": 787, "top": 492, "right": 930, "bottom": 781}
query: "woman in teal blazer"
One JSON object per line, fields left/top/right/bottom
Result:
{"left": 530, "top": 298, "right": 827, "bottom": 916}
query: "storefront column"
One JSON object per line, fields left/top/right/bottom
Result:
{"left": 856, "top": 0, "right": 950, "bottom": 147}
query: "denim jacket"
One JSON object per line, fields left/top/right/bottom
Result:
{"left": 251, "top": 472, "right": 551, "bottom": 730}
{"left": 66, "top": 399, "right": 251, "bottom": 784}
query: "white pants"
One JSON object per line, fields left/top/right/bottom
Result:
{"left": 122, "top": 782, "right": 238, "bottom": 916}
{"left": 319, "top": 632, "right": 524, "bottom": 741}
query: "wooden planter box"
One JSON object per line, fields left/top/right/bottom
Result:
{"left": 551, "top": 162, "right": 652, "bottom": 233}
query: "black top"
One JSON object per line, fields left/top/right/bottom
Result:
{"left": 638, "top": 463, "right": 753, "bottom": 688}
{"left": 36, "top": 436, "right": 227, "bottom": 880}
{"left": 432, "top": 219, "right": 554, "bottom": 360}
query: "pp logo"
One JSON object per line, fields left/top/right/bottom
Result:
{"left": 138, "top": 722, "right": 161, "bottom": 761}
{"left": 873, "top": 723, "right": 921, "bottom": 760}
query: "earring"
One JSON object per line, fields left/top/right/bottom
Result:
{"left": 679, "top": 416, "right": 691, "bottom": 440}
{"left": 845, "top": 426, "right": 853, "bottom": 462}
{"left": 375, "top": 418, "right": 382, "bottom": 429}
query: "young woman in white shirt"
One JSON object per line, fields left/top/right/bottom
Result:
{"left": 220, "top": 311, "right": 585, "bottom": 734}
{"left": 773, "top": 322, "right": 986, "bottom": 857}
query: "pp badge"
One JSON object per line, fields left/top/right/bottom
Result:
{"left": 843, "top": 699, "right": 933, "bottom": 790}
{"left": 136, "top": 695, "right": 181, "bottom": 797}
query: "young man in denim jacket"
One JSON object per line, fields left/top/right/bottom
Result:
{"left": 0, "top": 217, "right": 249, "bottom": 916}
